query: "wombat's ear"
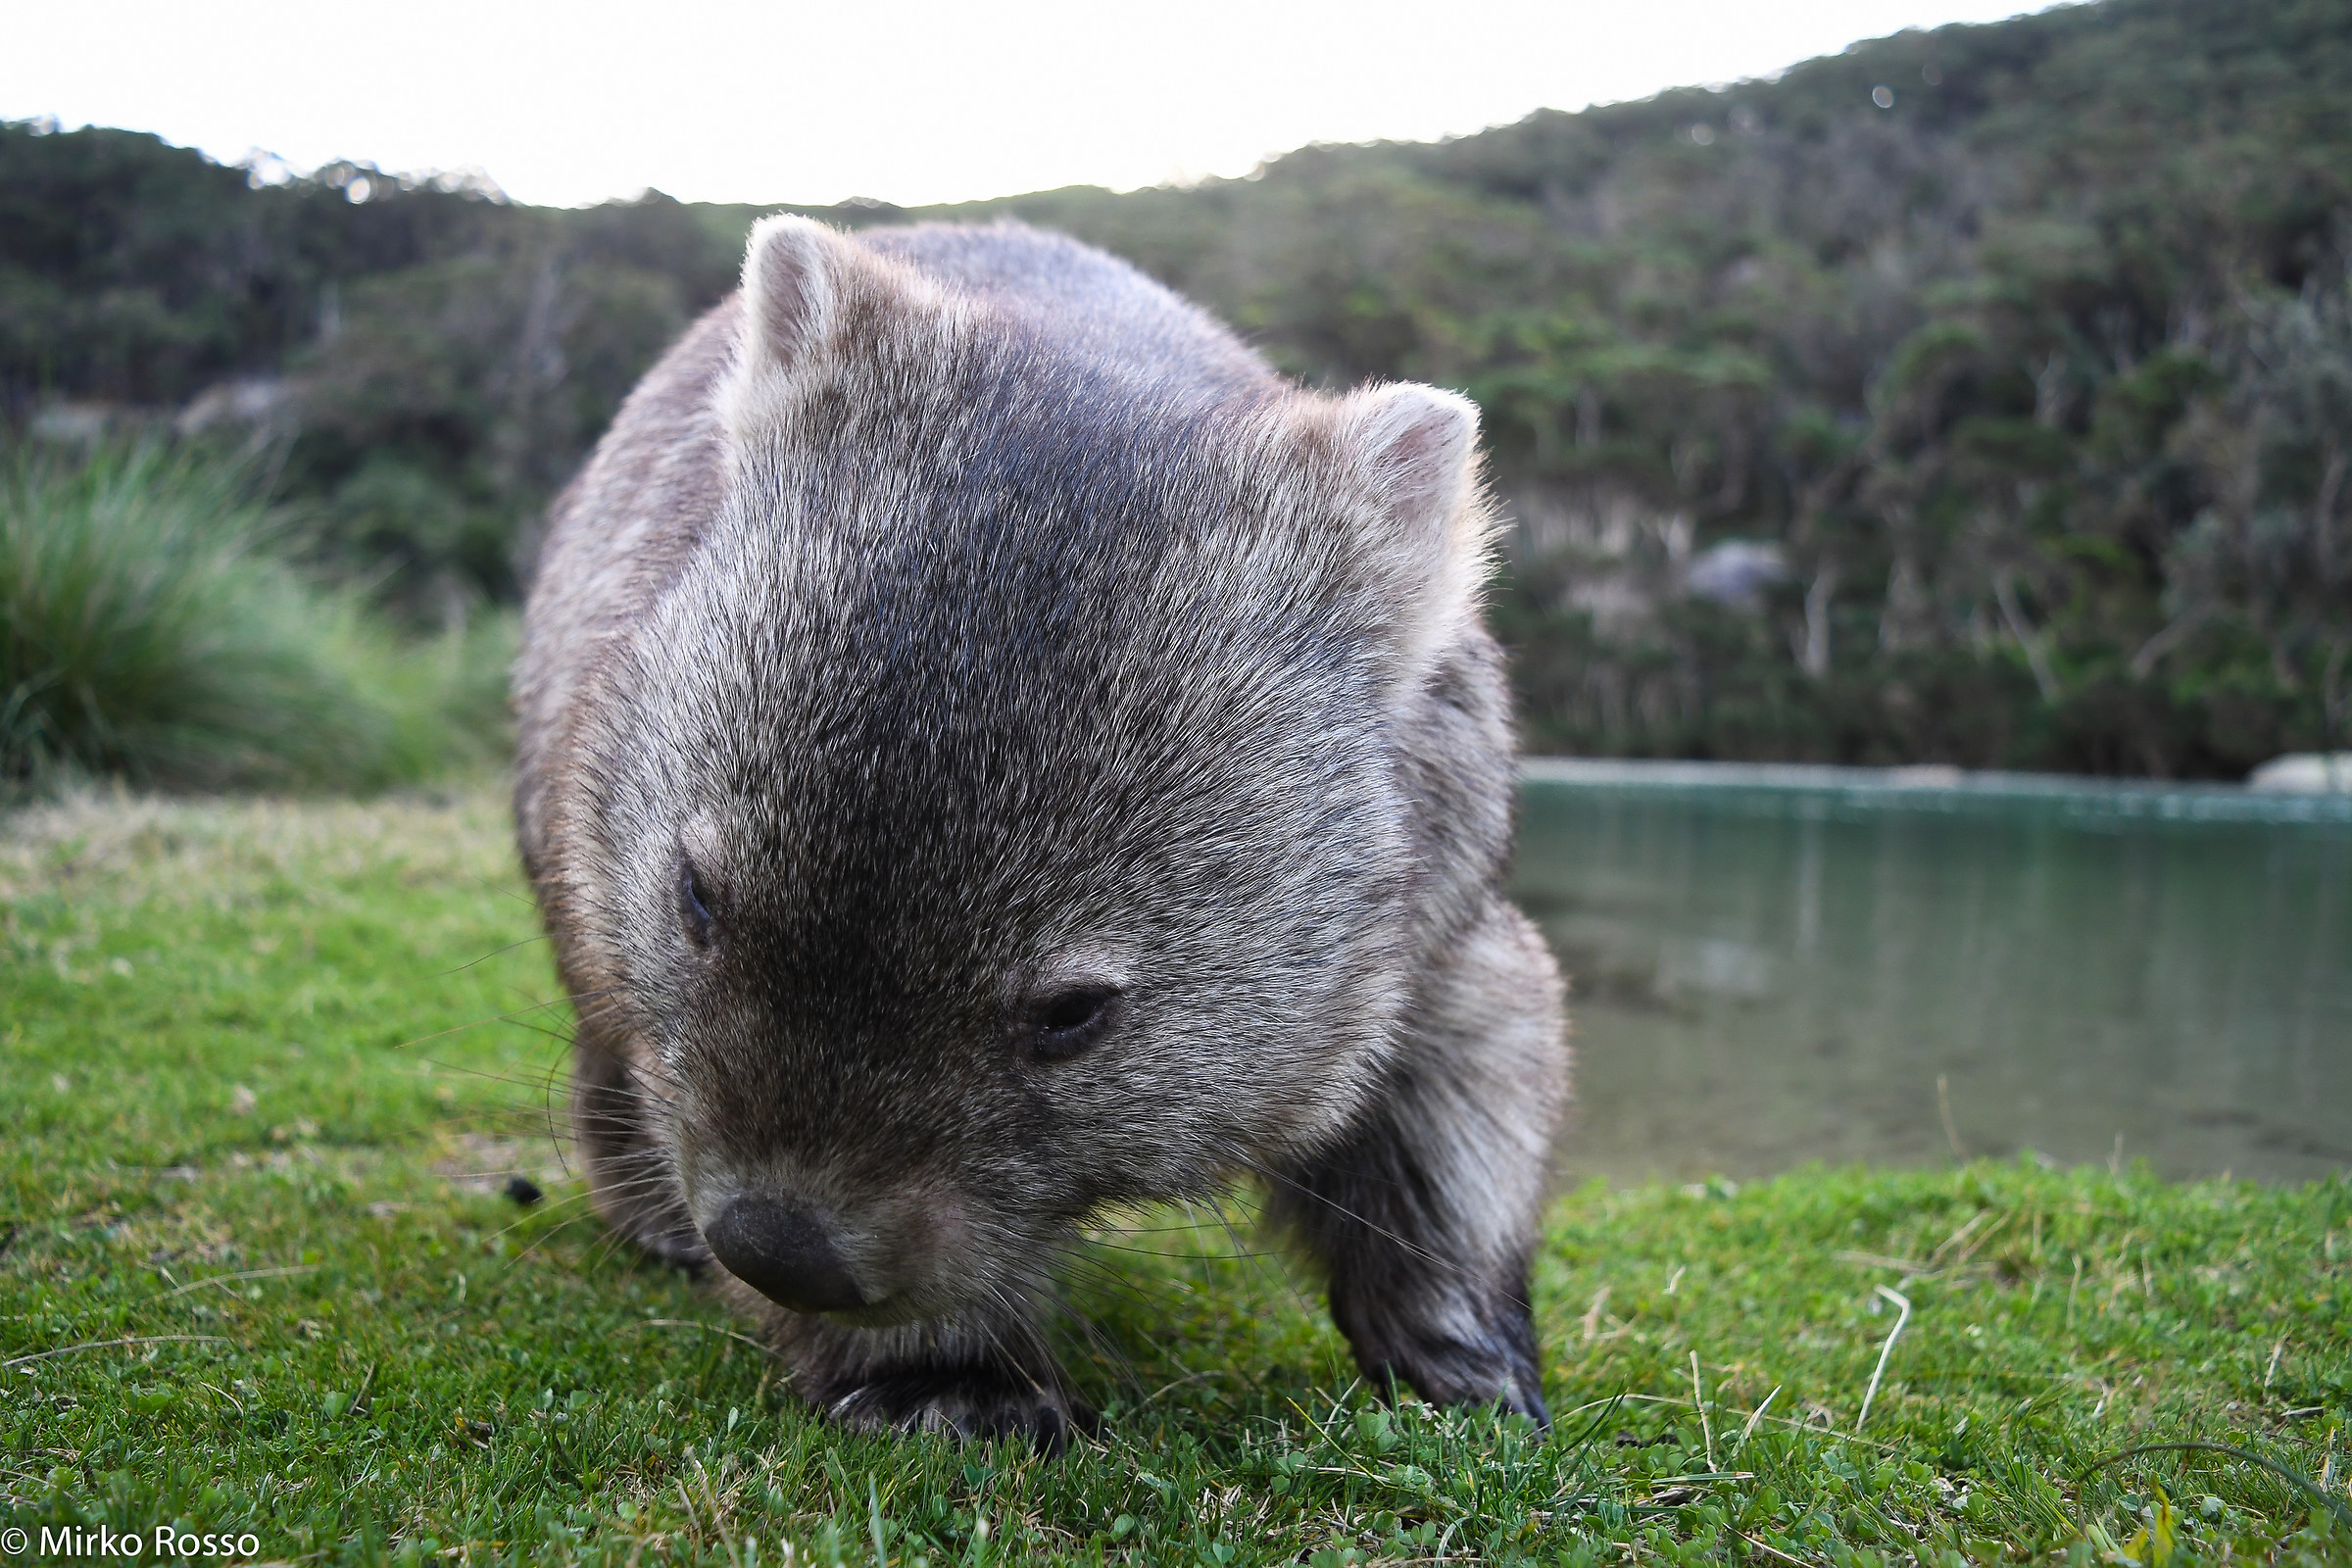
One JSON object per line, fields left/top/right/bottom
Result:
{"left": 719, "top": 216, "right": 937, "bottom": 441}
{"left": 1329, "top": 381, "right": 1495, "bottom": 677}
{"left": 739, "top": 214, "right": 843, "bottom": 376}
{"left": 1346, "top": 382, "right": 1480, "bottom": 527}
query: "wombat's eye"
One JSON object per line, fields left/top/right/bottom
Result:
{"left": 678, "top": 855, "right": 717, "bottom": 947}
{"left": 1029, "top": 985, "right": 1121, "bottom": 1061}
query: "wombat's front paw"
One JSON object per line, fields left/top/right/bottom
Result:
{"left": 823, "top": 1365, "right": 1098, "bottom": 1454}
{"left": 1385, "top": 1334, "right": 1549, "bottom": 1427}
{"left": 1340, "top": 1287, "right": 1551, "bottom": 1428}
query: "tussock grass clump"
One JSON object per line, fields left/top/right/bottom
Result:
{"left": 0, "top": 440, "right": 510, "bottom": 794}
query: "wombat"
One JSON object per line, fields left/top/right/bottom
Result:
{"left": 513, "top": 216, "right": 1569, "bottom": 1449}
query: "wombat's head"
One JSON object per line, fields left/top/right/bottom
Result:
{"left": 564, "top": 218, "right": 1494, "bottom": 1325}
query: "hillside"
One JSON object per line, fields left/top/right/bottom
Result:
{"left": 5, "top": 0, "right": 2348, "bottom": 774}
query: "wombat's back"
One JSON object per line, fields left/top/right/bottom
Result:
{"left": 862, "top": 224, "right": 1275, "bottom": 398}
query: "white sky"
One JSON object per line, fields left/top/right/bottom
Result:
{"left": 5, "top": 1, "right": 2056, "bottom": 209}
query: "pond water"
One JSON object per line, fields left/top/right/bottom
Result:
{"left": 1510, "top": 760, "right": 2352, "bottom": 1188}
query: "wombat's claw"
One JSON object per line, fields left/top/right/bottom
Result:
{"left": 1354, "top": 1296, "right": 1550, "bottom": 1429}
{"left": 1494, "top": 1374, "right": 1551, "bottom": 1429}
{"left": 826, "top": 1372, "right": 1098, "bottom": 1455}
{"left": 1384, "top": 1352, "right": 1550, "bottom": 1429}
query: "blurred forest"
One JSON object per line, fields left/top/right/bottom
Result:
{"left": 5, "top": 0, "right": 2349, "bottom": 775}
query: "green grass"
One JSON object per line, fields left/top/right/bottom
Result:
{"left": 1, "top": 440, "right": 512, "bottom": 796}
{"left": 3, "top": 787, "right": 2347, "bottom": 1566}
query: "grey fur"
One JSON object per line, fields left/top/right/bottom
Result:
{"left": 514, "top": 218, "right": 1569, "bottom": 1448}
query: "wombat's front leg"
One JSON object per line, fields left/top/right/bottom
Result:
{"left": 1271, "top": 899, "right": 1568, "bottom": 1423}
{"left": 737, "top": 1293, "right": 1095, "bottom": 1454}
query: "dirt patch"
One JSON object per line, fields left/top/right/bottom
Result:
{"left": 433, "top": 1131, "right": 576, "bottom": 1198}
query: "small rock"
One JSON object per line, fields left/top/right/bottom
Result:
{"left": 2248, "top": 752, "right": 2352, "bottom": 793}
{"left": 228, "top": 1085, "right": 258, "bottom": 1115}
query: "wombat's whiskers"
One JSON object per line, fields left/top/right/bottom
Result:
{"left": 425, "top": 932, "right": 552, "bottom": 980}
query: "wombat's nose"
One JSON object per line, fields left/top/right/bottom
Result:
{"left": 704, "top": 1197, "right": 866, "bottom": 1313}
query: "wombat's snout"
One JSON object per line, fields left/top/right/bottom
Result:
{"left": 704, "top": 1196, "right": 866, "bottom": 1314}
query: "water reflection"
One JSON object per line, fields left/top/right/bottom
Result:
{"left": 1511, "top": 765, "right": 2352, "bottom": 1186}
